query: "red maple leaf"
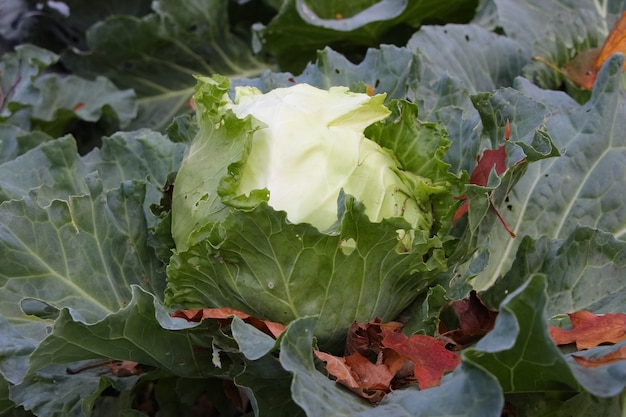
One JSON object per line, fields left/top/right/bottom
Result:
{"left": 172, "top": 307, "right": 286, "bottom": 338}
{"left": 549, "top": 311, "right": 626, "bottom": 350}
{"left": 453, "top": 121, "right": 516, "bottom": 237}
{"left": 380, "top": 331, "right": 460, "bottom": 389}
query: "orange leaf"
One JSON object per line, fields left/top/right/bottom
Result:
{"left": 549, "top": 311, "right": 626, "bottom": 350}
{"left": 315, "top": 350, "right": 390, "bottom": 402}
{"left": 172, "top": 307, "right": 286, "bottom": 338}
{"left": 572, "top": 346, "right": 626, "bottom": 368}
{"left": 380, "top": 331, "right": 460, "bottom": 389}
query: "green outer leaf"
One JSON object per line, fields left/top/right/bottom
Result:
{"left": 481, "top": 227, "right": 626, "bottom": 316}
{"left": 0, "top": 45, "right": 58, "bottom": 118}
{"left": 82, "top": 129, "right": 187, "bottom": 192}
{"left": 0, "top": 376, "right": 14, "bottom": 415}
{"left": 565, "top": 341, "right": 626, "bottom": 397}
{"left": 0, "top": 130, "right": 184, "bottom": 206}
{"left": 357, "top": 364, "right": 503, "bottom": 417}
{"left": 0, "top": 316, "right": 38, "bottom": 385}
{"left": 62, "top": 0, "right": 269, "bottom": 131}
{"left": 464, "top": 275, "right": 579, "bottom": 393}
{"left": 406, "top": 24, "right": 529, "bottom": 95}
{"left": 504, "top": 391, "right": 624, "bottom": 417}
{"left": 0, "top": 124, "right": 53, "bottom": 164}
{"left": 404, "top": 23, "right": 528, "bottom": 178}
{"left": 467, "top": 54, "right": 626, "bottom": 291}
{"left": 231, "top": 317, "right": 278, "bottom": 361}
{"left": 167, "top": 197, "right": 442, "bottom": 351}
{"left": 9, "top": 364, "right": 139, "bottom": 417}
{"left": 235, "top": 355, "right": 305, "bottom": 417}
{"left": 169, "top": 76, "right": 246, "bottom": 252}
{"left": 492, "top": 0, "right": 606, "bottom": 90}
{"left": 234, "top": 45, "right": 415, "bottom": 101}
{"left": 0, "top": 181, "right": 164, "bottom": 329}
{"left": 0, "top": 44, "right": 137, "bottom": 136}
{"left": 27, "top": 286, "right": 233, "bottom": 379}
{"left": 31, "top": 74, "right": 137, "bottom": 131}
{"left": 0, "top": 136, "right": 89, "bottom": 205}
{"left": 253, "top": 0, "right": 477, "bottom": 72}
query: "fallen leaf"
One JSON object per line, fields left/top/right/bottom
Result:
{"left": 315, "top": 350, "right": 391, "bottom": 402}
{"left": 549, "top": 311, "right": 626, "bottom": 350}
{"left": 316, "top": 319, "right": 460, "bottom": 402}
{"left": 172, "top": 307, "right": 286, "bottom": 338}
{"left": 345, "top": 317, "right": 403, "bottom": 356}
{"left": 535, "top": 11, "right": 626, "bottom": 89}
{"left": 572, "top": 346, "right": 626, "bottom": 368}
{"left": 439, "top": 291, "right": 498, "bottom": 347}
{"left": 381, "top": 331, "right": 461, "bottom": 389}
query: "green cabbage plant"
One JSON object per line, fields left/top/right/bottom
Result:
{"left": 166, "top": 75, "right": 462, "bottom": 349}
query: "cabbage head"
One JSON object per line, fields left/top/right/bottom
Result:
{"left": 166, "top": 75, "right": 461, "bottom": 349}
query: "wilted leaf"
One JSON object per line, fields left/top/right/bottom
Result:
{"left": 463, "top": 275, "right": 580, "bottom": 393}
{"left": 549, "top": 311, "right": 626, "bottom": 350}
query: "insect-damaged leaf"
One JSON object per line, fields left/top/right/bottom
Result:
{"left": 549, "top": 311, "right": 626, "bottom": 350}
